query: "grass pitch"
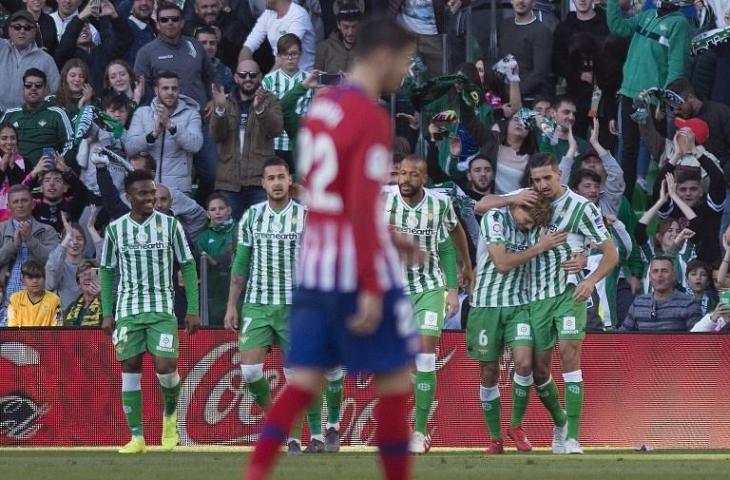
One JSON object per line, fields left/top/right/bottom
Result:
{"left": 2, "top": 448, "right": 730, "bottom": 480}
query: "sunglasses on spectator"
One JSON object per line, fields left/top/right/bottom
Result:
{"left": 278, "top": 51, "right": 301, "bottom": 59}
{"left": 10, "top": 23, "right": 36, "bottom": 31}
{"left": 24, "top": 82, "right": 44, "bottom": 89}
{"left": 158, "top": 16, "right": 181, "bottom": 24}
{"left": 236, "top": 71, "right": 259, "bottom": 79}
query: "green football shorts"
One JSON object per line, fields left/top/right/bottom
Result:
{"left": 530, "top": 286, "right": 587, "bottom": 351}
{"left": 238, "top": 303, "right": 290, "bottom": 352}
{"left": 466, "top": 305, "right": 532, "bottom": 362}
{"left": 112, "top": 312, "right": 178, "bottom": 361}
{"left": 411, "top": 288, "right": 445, "bottom": 337}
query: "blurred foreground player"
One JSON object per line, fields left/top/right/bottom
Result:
{"left": 244, "top": 17, "right": 419, "bottom": 480}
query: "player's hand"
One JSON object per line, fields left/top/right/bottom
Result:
{"left": 510, "top": 189, "right": 538, "bottom": 207}
{"left": 185, "top": 314, "right": 200, "bottom": 335}
{"left": 223, "top": 306, "right": 239, "bottom": 331}
{"left": 572, "top": 279, "right": 595, "bottom": 302}
{"left": 102, "top": 316, "right": 114, "bottom": 335}
{"left": 390, "top": 230, "right": 425, "bottom": 265}
{"left": 537, "top": 229, "right": 567, "bottom": 253}
{"left": 459, "top": 264, "right": 473, "bottom": 291}
{"left": 562, "top": 253, "right": 588, "bottom": 273}
{"left": 348, "top": 291, "right": 383, "bottom": 336}
{"left": 445, "top": 289, "right": 459, "bottom": 317}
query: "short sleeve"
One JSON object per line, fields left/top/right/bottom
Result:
{"left": 172, "top": 219, "right": 194, "bottom": 264}
{"left": 441, "top": 198, "right": 458, "bottom": 233}
{"left": 482, "top": 210, "right": 506, "bottom": 245}
{"left": 577, "top": 202, "right": 610, "bottom": 245}
{"left": 100, "top": 225, "right": 117, "bottom": 269}
{"left": 239, "top": 209, "right": 253, "bottom": 247}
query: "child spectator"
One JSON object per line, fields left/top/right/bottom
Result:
{"left": 7, "top": 259, "right": 62, "bottom": 327}
{"left": 195, "top": 26, "right": 234, "bottom": 94}
{"left": 685, "top": 259, "right": 718, "bottom": 315}
{"left": 64, "top": 259, "right": 102, "bottom": 326}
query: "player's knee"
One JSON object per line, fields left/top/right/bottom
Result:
{"left": 324, "top": 366, "right": 344, "bottom": 382}
{"left": 479, "top": 361, "right": 499, "bottom": 385}
{"left": 156, "top": 371, "right": 180, "bottom": 388}
{"left": 240, "top": 363, "right": 265, "bottom": 384}
{"left": 415, "top": 353, "right": 436, "bottom": 373}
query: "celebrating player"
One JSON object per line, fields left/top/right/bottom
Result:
{"left": 223, "top": 158, "right": 344, "bottom": 455}
{"left": 383, "top": 155, "right": 472, "bottom": 454}
{"left": 244, "top": 17, "right": 418, "bottom": 480}
{"left": 527, "top": 153, "right": 618, "bottom": 454}
{"left": 467, "top": 193, "right": 566, "bottom": 454}
{"left": 100, "top": 170, "right": 200, "bottom": 454}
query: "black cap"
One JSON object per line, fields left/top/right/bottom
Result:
{"left": 334, "top": 0, "right": 363, "bottom": 19}
{"left": 9, "top": 10, "right": 36, "bottom": 24}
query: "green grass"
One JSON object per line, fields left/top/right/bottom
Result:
{"left": 3, "top": 448, "right": 730, "bottom": 480}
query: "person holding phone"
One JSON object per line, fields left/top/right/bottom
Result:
{"left": 64, "top": 259, "right": 103, "bottom": 326}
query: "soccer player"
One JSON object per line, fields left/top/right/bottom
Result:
{"left": 244, "top": 17, "right": 418, "bottom": 480}
{"left": 468, "top": 194, "right": 566, "bottom": 454}
{"left": 527, "top": 153, "right": 618, "bottom": 454}
{"left": 383, "top": 154, "right": 472, "bottom": 454}
{"left": 223, "top": 158, "right": 345, "bottom": 455}
{"left": 100, "top": 169, "right": 200, "bottom": 454}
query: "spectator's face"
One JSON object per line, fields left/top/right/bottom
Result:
{"left": 58, "top": 0, "right": 81, "bottom": 16}
{"left": 673, "top": 96, "right": 696, "bottom": 119}
{"left": 76, "top": 22, "right": 92, "bottom": 47}
{"left": 534, "top": 100, "right": 553, "bottom": 123}
{"left": 337, "top": 19, "right": 359, "bottom": 47}
{"left": 0, "top": 127, "right": 18, "bottom": 156}
{"left": 657, "top": 220, "right": 680, "bottom": 250}
{"left": 687, "top": 267, "right": 709, "bottom": 294}
{"left": 580, "top": 155, "right": 606, "bottom": 180}
{"left": 576, "top": 177, "right": 600, "bottom": 203}
{"left": 677, "top": 179, "right": 702, "bottom": 207}
{"left": 66, "top": 228, "right": 86, "bottom": 257}
{"left": 475, "top": 60, "right": 485, "bottom": 85}
{"left": 389, "top": 161, "right": 401, "bottom": 186}
{"left": 507, "top": 116, "right": 529, "bottom": 140}
{"left": 8, "top": 18, "right": 37, "bottom": 50}
{"left": 77, "top": 269, "right": 98, "bottom": 295}
{"left": 22, "top": 0, "right": 45, "bottom": 15}
{"left": 649, "top": 260, "right": 675, "bottom": 293}
{"left": 573, "top": 0, "right": 594, "bottom": 14}
{"left": 107, "top": 63, "right": 132, "bottom": 94}
{"left": 126, "top": 180, "right": 156, "bottom": 215}
{"left": 235, "top": 60, "right": 261, "bottom": 95}
{"left": 41, "top": 171, "right": 67, "bottom": 202}
{"left": 22, "top": 274, "right": 45, "bottom": 295}
{"left": 130, "top": 157, "right": 149, "bottom": 171}
{"left": 278, "top": 43, "right": 302, "bottom": 73}
{"left": 105, "top": 105, "right": 129, "bottom": 126}
{"left": 157, "top": 8, "right": 184, "bottom": 41}
{"left": 262, "top": 165, "right": 292, "bottom": 202}
{"left": 398, "top": 159, "right": 426, "bottom": 198}
{"left": 132, "top": 0, "right": 154, "bottom": 20}
{"left": 155, "top": 77, "right": 180, "bottom": 109}
{"left": 154, "top": 185, "right": 172, "bottom": 213}
{"left": 554, "top": 101, "right": 576, "bottom": 132}
{"left": 206, "top": 198, "right": 231, "bottom": 225}
{"left": 65, "top": 66, "right": 86, "bottom": 95}
{"left": 195, "top": 0, "right": 221, "bottom": 24}
{"left": 511, "top": 205, "right": 536, "bottom": 232}
{"left": 530, "top": 165, "right": 562, "bottom": 199}
{"left": 196, "top": 32, "right": 219, "bottom": 59}
{"left": 8, "top": 190, "right": 33, "bottom": 220}
{"left": 511, "top": 0, "right": 535, "bottom": 16}
{"left": 22, "top": 75, "right": 47, "bottom": 107}
{"left": 382, "top": 43, "right": 417, "bottom": 94}
{"left": 265, "top": 0, "right": 278, "bottom": 9}
{"left": 467, "top": 158, "right": 494, "bottom": 193}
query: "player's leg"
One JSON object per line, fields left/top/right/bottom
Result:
{"left": 374, "top": 366, "right": 412, "bottom": 480}
{"left": 478, "top": 361, "right": 503, "bottom": 453}
{"left": 148, "top": 313, "right": 181, "bottom": 451}
{"left": 239, "top": 304, "right": 279, "bottom": 409}
{"left": 323, "top": 366, "right": 345, "bottom": 453}
{"left": 303, "top": 391, "right": 324, "bottom": 453}
{"left": 505, "top": 307, "right": 534, "bottom": 452}
{"left": 112, "top": 316, "right": 147, "bottom": 453}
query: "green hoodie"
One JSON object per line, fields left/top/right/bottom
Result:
{"left": 195, "top": 219, "right": 238, "bottom": 326}
{"left": 607, "top": 0, "right": 690, "bottom": 99}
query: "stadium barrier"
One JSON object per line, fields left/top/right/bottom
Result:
{"left": 2, "top": 329, "right": 730, "bottom": 448}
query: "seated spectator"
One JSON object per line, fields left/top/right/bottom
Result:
{"left": 123, "top": 0, "right": 157, "bottom": 65}
{"left": 621, "top": 256, "right": 702, "bottom": 331}
{"left": 20, "top": 0, "right": 59, "bottom": 56}
{"left": 194, "top": 26, "right": 235, "bottom": 94}
{"left": 6, "top": 259, "right": 62, "bottom": 326}
{"left": 314, "top": 0, "right": 362, "bottom": 74}
{"left": 0, "top": 68, "right": 72, "bottom": 166}
{"left": 48, "top": 58, "right": 95, "bottom": 140}
{"left": 0, "top": 124, "right": 30, "bottom": 222}
{"left": 63, "top": 259, "right": 102, "bottom": 326}
{"left": 195, "top": 193, "right": 237, "bottom": 326}
{"left": 126, "top": 70, "right": 204, "bottom": 196}
{"left": 0, "top": 10, "right": 60, "bottom": 112}
{"left": 685, "top": 259, "right": 718, "bottom": 316}
{"left": 45, "top": 210, "right": 101, "bottom": 310}
{"left": 183, "top": 0, "right": 247, "bottom": 69}
{"left": 104, "top": 60, "right": 145, "bottom": 113}
{"left": 0, "top": 184, "right": 59, "bottom": 326}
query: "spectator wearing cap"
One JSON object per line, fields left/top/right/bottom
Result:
{"left": 314, "top": 0, "right": 362, "bottom": 74}
{"left": 182, "top": 0, "right": 250, "bottom": 70}
{"left": 14, "top": 0, "right": 59, "bottom": 56}
{"left": 0, "top": 10, "right": 60, "bottom": 112}
{"left": 240, "top": 0, "right": 316, "bottom": 72}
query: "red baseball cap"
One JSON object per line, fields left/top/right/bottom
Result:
{"left": 674, "top": 117, "right": 709, "bottom": 145}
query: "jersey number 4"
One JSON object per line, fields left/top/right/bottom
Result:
{"left": 298, "top": 130, "right": 343, "bottom": 213}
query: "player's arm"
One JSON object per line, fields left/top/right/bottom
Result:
{"left": 573, "top": 203, "right": 619, "bottom": 302}
{"left": 487, "top": 229, "right": 567, "bottom": 273}
{"left": 225, "top": 243, "right": 251, "bottom": 331}
{"left": 475, "top": 189, "right": 538, "bottom": 215}
{"left": 447, "top": 222, "right": 473, "bottom": 290}
{"left": 99, "top": 224, "right": 117, "bottom": 335}
{"left": 438, "top": 237, "right": 460, "bottom": 316}
{"left": 172, "top": 220, "right": 200, "bottom": 334}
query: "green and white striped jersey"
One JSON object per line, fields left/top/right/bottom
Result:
{"left": 471, "top": 207, "right": 531, "bottom": 307}
{"left": 100, "top": 211, "right": 194, "bottom": 319}
{"left": 238, "top": 200, "right": 306, "bottom": 305}
{"left": 261, "top": 69, "right": 312, "bottom": 151}
{"left": 529, "top": 187, "right": 610, "bottom": 301}
{"left": 587, "top": 220, "right": 632, "bottom": 328}
{"left": 383, "top": 186, "right": 458, "bottom": 295}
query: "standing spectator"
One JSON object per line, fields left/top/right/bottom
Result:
{"left": 6, "top": 259, "right": 62, "bottom": 326}
{"left": 685, "top": 259, "right": 718, "bottom": 315}
{"left": 0, "top": 10, "right": 60, "bottom": 112}
{"left": 50, "top": 0, "right": 99, "bottom": 43}
{"left": 183, "top": 0, "right": 248, "bottom": 69}
{"left": 64, "top": 259, "right": 102, "bottom": 326}
{"left": 0, "top": 124, "right": 29, "bottom": 222}
{"left": 0, "top": 184, "right": 59, "bottom": 326}
{"left": 0, "top": 68, "right": 72, "bottom": 166}
{"left": 104, "top": 60, "right": 145, "bottom": 113}
{"left": 195, "top": 26, "right": 235, "bottom": 93}
{"left": 48, "top": 58, "right": 94, "bottom": 135}
{"left": 126, "top": 71, "right": 204, "bottom": 196}
{"left": 209, "top": 59, "right": 283, "bottom": 220}
{"left": 499, "top": 0, "right": 553, "bottom": 100}
{"left": 240, "top": 0, "right": 317, "bottom": 72}
{"left": 607, "top": 0, "right": 690, "bottom": 199}
{"left": 17, "top": 0, "right": 59, "bottom": 56}
{"left": 621, "top": 256, "right": 702, "bottom": 331}
{"left": 314, "top": 0, "right": 362, "bottom": 73}
{"left": 124, "top": 0, "right": 157, "bottom": 65}
{"left": 542, "top": 96, "right": 589, "bottom": 160}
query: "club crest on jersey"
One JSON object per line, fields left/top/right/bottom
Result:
{"left": 137, "top": 231, "right": 148, "bottom": 243}
{"left": 271, "top": 221, "right": 282, "bottom": 233}
{"left": 38, "top": 120, "right": 47, "bottom": 127}
{"left": 406, "top": 214, "right": 419, "bottom": 229}
{"left": 492, "top": 223, "right": 503, "bottom": 234}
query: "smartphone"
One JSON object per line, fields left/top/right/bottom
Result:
{"left": 319, "top": 73, "right": 343, "bottom": 86}
{"left": 89, "top": 268, "right": 100, "bottom": 285}
{"left": 42, "top": 147, "right": 55, "bottom": 159}
{"left": 91, "top": 0, "right": 102, "bottom": 16}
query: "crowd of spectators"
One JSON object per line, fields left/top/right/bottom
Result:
{"left": 0, "top": 0, "right": 729, "bottom": 332}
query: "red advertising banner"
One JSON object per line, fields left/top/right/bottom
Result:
{"left": 2, "top": 330, "right": 730, "bottom": 448}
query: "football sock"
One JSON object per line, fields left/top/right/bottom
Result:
{"left": 121, "top": 373, "right": 143, "bottom": 437}
{"left": 247, "top": 377, "right": 271, "bottom": 409}
{"left": 563, "top": 370, "right": 584, "bottom": 440}
{"left": 325, "top": 376, "right": 344, "bottom": 427}
{"left": 536, "top": 376, "right": 567, "bottom": 427}
{"left": 375, "top": 391, "right": 411, "bottom": 480}
{"left": 245, "top": 384, "right": 314, "bottom": 480}
{"left": 479, "top": 385, "right": 502, "bottom": 440}
{"left": 414, "top": 353, "right": 436, "bottom": 435}
{"left": 157, "top": 372, "right": 180, "bottom": 416}
{"left": 511, "top": 373, "right": 533, "bottom": 428}
{"left": 306, "top": 393, "right": 323, "bottom": 439}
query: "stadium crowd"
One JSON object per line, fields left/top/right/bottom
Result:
{"left": 0, "top": 0, "right": 729, "bottom": 336}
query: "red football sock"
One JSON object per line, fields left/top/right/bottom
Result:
{"left": 244, "top": 384, "right": 314, "bottom": 480}
{"left": 375, "top": 391, "right": 412, "bottom": 480}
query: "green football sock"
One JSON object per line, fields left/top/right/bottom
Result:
{"left": 160, "top": 384, "right": 180, "bottom": 417}
{"left": 565, "top": 381, "right": 584, "bottom": 440}
{"left": 480, "top": 386, "right": 502, "bottom": 440}
{"left": 536, "top": 378, "right": 567, "bottom": 427}
{"left": 325, "top": 377, "right": 344, "bottom": 426}
{"left": 414, "top": 370, "right": 436, "bottom": 434}
{"left": 121, "top": 390, "right": 143, "bottom": 437}
{"left": 511, "top": 376, "right": 532, "bottom": 428}
{"left": 306, "top": 393, "right": 323, "bottom": 437}
{"left": 290, "top": 416, "right": 303, "bottom": 441}
{"left": 247, "top": 377, "right": 271, "bottom": 409}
